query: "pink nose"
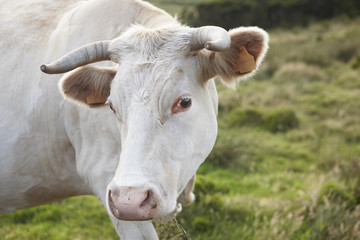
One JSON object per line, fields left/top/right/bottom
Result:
{"left": 108, "top": 187, "right": 158, "bottom": 221}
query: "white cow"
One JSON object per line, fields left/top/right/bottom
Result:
{"left": 0, "top": 0, "right": 268, "bottom": 239}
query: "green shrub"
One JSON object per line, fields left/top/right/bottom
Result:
{"left": 264, "top": 109, "right": 300, "bottom": 133}
{"left": 192, "top": 216, "right": 212, "bottom": 232}
{"left": 206, "top": 137, "right": 240, "bottom": 168}
{"left": 195, "top": 175, "right": 216, "bottom": 196}
{"left": 225, "top": 205, "right": 251, "bottom": 222}
{"left": 344, "top": 129, "right": 360, "bottom": 143}
{"left": 33, "top": 208, "right": 62, "bottom": 223}
{"left": 227, "top": 107, "right": 299, "bottom": 133}
{"left": 336, "top": 43, "right": 359, "bottom": 62}
{"left": 206, "top": 195, "right": 223, "bottom": 211}
{"left": 351, "top": 55, "right": 360, "bottom": 69}
{"left": 228, "top": 108, "right": 264, "bottom": 127}
{"left": 317, "top": 182, "right": 357, "bottom": 209}
{"left": 11, "top": 209, "right": 35, "bottom": 224}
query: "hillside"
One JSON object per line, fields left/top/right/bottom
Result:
{"left": 1, "top": 8, "right": 359, "bottom": 240}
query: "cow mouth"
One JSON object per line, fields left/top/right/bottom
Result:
{"left": 152, "top": 202, "right": 183, "bottom": 224}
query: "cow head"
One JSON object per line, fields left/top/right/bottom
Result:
{"left": 41, "top": 24, "right": 268, "bottom": 222}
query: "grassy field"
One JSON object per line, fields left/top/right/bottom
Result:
{"left": 1, "top": 10, "right": 360, "bottom": 240}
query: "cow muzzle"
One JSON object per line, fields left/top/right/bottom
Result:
{"left": 107, "top": 187, "right": 158, "bottom": 221}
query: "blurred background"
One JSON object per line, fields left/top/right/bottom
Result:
{"left": 1, "top": 0, "right": 359, "bottom": 239}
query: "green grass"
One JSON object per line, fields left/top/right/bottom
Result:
{"left": 0, "top": 197, "right": 118, "bottom": 239}
{"left": 1, "top": 13, "right": 360, "bottom": 240}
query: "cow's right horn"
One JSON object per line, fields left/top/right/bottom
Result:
{"left": 190, "top": 26, "right": 231, "bottom": 52}
{"left": 41, "top": 41, "right": 111, "bottom": 74}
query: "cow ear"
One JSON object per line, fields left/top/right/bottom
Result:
{"left": 208, "top": 27, "right": 269, "bottom": 87}
{"left": 59, "top": 65, "right": 116, "bottom": 107}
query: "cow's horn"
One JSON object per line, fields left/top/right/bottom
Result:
{"left": 190, "top": 26, "right": 231, "bottom": 52}
{"left": 40, "top": 41, "right": 111, "bottom": 74}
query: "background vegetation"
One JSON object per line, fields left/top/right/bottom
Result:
{"left": 1, "top": 0, "right": 360, "bottom": 239}
{"left": 181, "top": 0, "right": 360, "bottom": 29}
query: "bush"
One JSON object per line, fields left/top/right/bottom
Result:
{"left": 351, "top": 55, "right": 360, "bottom": 69}
{"left": 317, "top": 182, "right": 357, "bottom": 209}
{"left": 225, "top": 205, "right": 251, "bottom": 222}
{"left": 11, "top": 210, "right": 35, "bottom": 224}
{"left": 227, "top": 107, "right": 300, "bottom": 133}
{"left": 195, "top": 175, "right": 216, "bottom": 196}
{"left": 264, "top": 109, "right": 300, "bottom": 133}
{"left": 206, "top": 131, "right": 243, "bottom": 168}
{"left": 228, "top": 108, "right": 264, "bottom": 127}
{"left": 192, "top": 216, "right": 212, "bottom": 232}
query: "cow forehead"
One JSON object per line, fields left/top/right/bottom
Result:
{"left": 109, "top": 24, "right": 192, "bottom": 63}
{"left": 109, "top": 25, "right": 200, "bottom": 99}
{"left": 110, "top": 61, "right": 193, "bottom": 117}
{"left": 117, "top": 60, "right": 188, "bottom": 87}
{"left": 108, "top": 24, "right": 203, "bottom": 120}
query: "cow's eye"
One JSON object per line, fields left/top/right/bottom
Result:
{"left": 172, "top": 96, "right": 192, "bottom": 114}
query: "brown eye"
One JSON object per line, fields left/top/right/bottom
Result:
{"left": 172, "top": 96, "right": 192, "bottom": 114}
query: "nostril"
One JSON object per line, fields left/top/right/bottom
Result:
{"left": 108, "top": 190, "right": 113, "bottom": 206}
{"left": 140, "top": 190, "right": 157, "bottom": 210}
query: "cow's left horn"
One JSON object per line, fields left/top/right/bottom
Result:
{"left": 190, "top": 26, "right": 231, "bottom": 52}
{"left": 41, "top": 41, "right": 111, "bottom": 74}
